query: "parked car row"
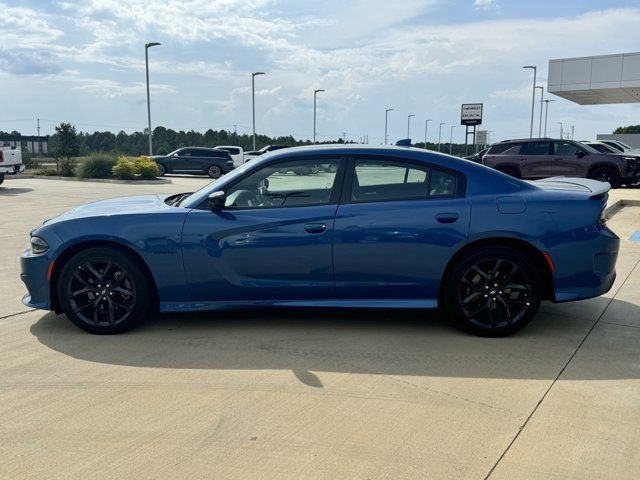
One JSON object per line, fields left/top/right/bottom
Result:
{"left": 464, "top": 138, "right": 640, "bottom": 188}
{"left": 151, "top": 145, "right": 291, "bottom": 178}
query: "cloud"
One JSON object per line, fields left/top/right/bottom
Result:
{"left": 473, "top": 0, "right": 499, "bottom": 11}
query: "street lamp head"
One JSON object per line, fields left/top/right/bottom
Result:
{"left": 386, "top": 108, "right": 394, "bottom": 113}
{"left": 440, "top": 122, "right": 446, "bottom": 126}
{"left": 314, "top": 89, "right": 325, "bottom": 94}
{"left": 145, "top": 42, "right": 161, "bottom": 48}
{"left": 253, "top": 71, "right": 266, "bottom": 77}
{"left": 523, "top": 65, "right": 536, "bottom": 69}
{"left": 408, "top": 114, "right": 415, "bottom": 118}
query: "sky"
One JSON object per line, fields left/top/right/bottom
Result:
{"left": 1, "top": 0, "right": 639, "bottom": 144}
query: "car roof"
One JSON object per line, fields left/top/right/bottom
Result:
{"left": 497, "top": 137, "right": 557, "bottom": 143}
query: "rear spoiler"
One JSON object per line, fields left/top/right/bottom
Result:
{"left": 532, "top": 177, "right": 611, "bottom": 199}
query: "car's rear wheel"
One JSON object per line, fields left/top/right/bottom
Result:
{"left": 589, "top": 167, "right": 620, "bottom": 188}
{"left": 57, "top": 247, "right": 153, "bottom": 334}
{"left": 207, "top": 165, "right": 222, "bottom": 178}
{"left": 497, "top": 166, "right": 520, "bottom": 178}
{"left": 156, "top": 163, "right": 166, "bottom": 176}
{"left": 444, "top": 247, "right": 541, "bottom": 336}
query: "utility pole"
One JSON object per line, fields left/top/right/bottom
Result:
{"left": 424, "top": 119, "right": 432, "bottom": 149}
{"left": 313, "top": 88, "right": 325, "bottom": 144}
{"left": 342, "top": 131, "right": 346, "bottom": 144}
{"left": 384, "top": 108, "right": 393, "bottom": 145}
{"left": 543, "top": 99, "right": 554, "bottom": 137}
{"left": 571, "top": 125, "right": 575, "bottom": 140}
{"left": 36, "top": 118, "right": 41, "bottom": 156}
{"left": 233, "top": 124, "right": 238, "bottom": 145}
{"left": 449, "top": 125, "right": 456, "bottom": 155}
{"left": 252, "top": 71, "right": 266, "bottom": 150}
{"left": 558, "top": 122, "right": 563, "bottom": 139}
{"left": 407, "top": 114, "right": 415, "bottom": 138}
{"left": 523, "top": 65, "right": 537, "bottom": 138}
{"left": 145, "top": 41, "right": 161, "bottom": 156}
{"left": 535, "top": 85, "right": 544, "bottom": 138}
{"left": 438, "top": 122, "right": 446, "bottom": 152}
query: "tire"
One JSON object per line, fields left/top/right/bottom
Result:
{"left": 156, "top": 163, "right": 166, "bottom": 176}
{"left": 207, "top": 165, "right": 222, "bottom": 178}
{"left": 589, "top": 167, "right": 620, "bottom": 188}
{"left": 497, "top": 166, "right": 520, "bottom": 178}
{"left": 0, "top": 173, "right": 4, "bottom": 185}
{"left": 57, "top": 247, "right": 153, "bottom": 334}
{"left": 443, "top": 246, "right": 541, "bottom": 337}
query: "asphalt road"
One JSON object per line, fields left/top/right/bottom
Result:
{"left": 1, "top": 176, "right": 639, "bottom": 479}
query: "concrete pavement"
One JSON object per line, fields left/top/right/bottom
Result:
{"left": 1, "top": 176, "right": 639, "bottom": 479}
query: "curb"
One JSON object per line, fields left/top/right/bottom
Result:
{"left": 605, "top": 199, "right": 640, "bottom": 219}
{"left": 6, "top": 175, "right": 172, "bottom": 185}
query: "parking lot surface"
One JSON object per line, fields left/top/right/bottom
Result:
{"left": 1, "top": 176, "right": 640, "bottom": 479}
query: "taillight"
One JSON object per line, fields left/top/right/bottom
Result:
{"left": 599, "top": 209, "right": 607, "bottom": 226}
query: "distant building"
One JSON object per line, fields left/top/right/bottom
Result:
{"left": 0, "top": 134, "right": 49, "bottom": 155}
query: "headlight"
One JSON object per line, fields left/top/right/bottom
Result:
{"left": 30, "top": 236, "right": 49, "bottom": 254}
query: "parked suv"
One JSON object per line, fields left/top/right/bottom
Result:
{"left": 482, "top": 138, "right": 640, "bottom": 188}
{"left": 152, "top": 147, "right": 234, "bottom": 178}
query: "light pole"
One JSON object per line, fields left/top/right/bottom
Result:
{"left": 543, "top": 99, "right": 554, "bottom": 137}
{"left": 313, "top": 89, "right": 325, "bottom": 144}
{"left": 523, "top": 65, "right": 537, "bottom": 138}
{"left": 558, "top": 122, "right": 563, "bottom": 139}
{"left": 145, "top": 41, "right": 161, "bottom": 156}
{"left": 438, "top": 122, "right": 446, "bottom": 152}
{"left": 424, "top": 119, "right": 432, "bottom": 149}
{"left": 535, "top": 85, "right": 544, "bottom": 138}
{"left": 407, "top": 114, "right": 415, "bottom": 138}
{"left": 449, "top": 125, "right": 457, "bottom": 155}
{"left": 384, "top": 108, "right": 393, "bottom": 145}
{"left": 252, "top": 71, "right": 265, "bottom": 150}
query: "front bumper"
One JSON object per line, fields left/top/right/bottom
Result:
{"left": 20, "top": 249, "right": 53, "bottom": 310}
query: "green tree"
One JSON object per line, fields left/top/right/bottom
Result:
{"left": 52, "top": 123, "right": 80, "bottom": 175}
{"left": 613, "top": 125, "right": 640, "bottom": 134}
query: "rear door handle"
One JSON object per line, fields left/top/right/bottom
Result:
{"left": 304, "top": 223, "right": 327, "bottom": 234}
{"left": 436, "top": 213, "right": 459, "bottom": 224}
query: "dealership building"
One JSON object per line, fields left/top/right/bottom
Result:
{"left": 0, "top": 134, "right": 49, "bottom": 155}
{"left": 547, "top": 52, "right": 640, "bottom": 147}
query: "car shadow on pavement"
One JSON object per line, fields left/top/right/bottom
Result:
{"left": 0, "top": 187, "right": 34, "bottom": 195}
{"left": 30, "top": 299, "right": 640, "bottom": 384}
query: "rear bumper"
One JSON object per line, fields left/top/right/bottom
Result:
{"left": 551, "top": 226, "right": 619, "bottom": 302}
{"left": 0, "top": 164, "right": 24, "bottom": 174}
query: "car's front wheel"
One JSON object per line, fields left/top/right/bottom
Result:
{"left": 57, "top": 247, "right": 153, "bottom": 334}
{"left": 207, "top": 165, "right": 222, "bottom": 178}
{"left": 444, "top": 247, "right": 541, "bottom": 336}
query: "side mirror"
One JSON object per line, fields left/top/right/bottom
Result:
{"left": 208, "top": 191, "right": 226, "bottom": 210}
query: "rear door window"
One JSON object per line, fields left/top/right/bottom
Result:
{"left": 350, "top": 158, "right": 463, "bottom": 202}
{"left": 520, "top": 142, "right": 551, "bottom": 155}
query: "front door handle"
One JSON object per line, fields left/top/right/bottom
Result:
{"left": 304, "top": 223, "right": 327, "bottom": 234}
{"left": 436, "top": 213, "right": 459, "bottom": 224}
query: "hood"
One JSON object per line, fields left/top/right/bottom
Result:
{"left": 43, "top": 195, "right": 174, "bottom": 226}
{"left": 531, "top": 177, "right": 610, "bottom": 199}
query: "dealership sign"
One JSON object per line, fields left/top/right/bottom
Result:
{"left": 461, "top": 103, "right": 483, "bottom": 126}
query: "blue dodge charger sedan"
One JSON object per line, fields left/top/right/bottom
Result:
{"left": 20, "top": 144, "right": 619, "bottom": 336}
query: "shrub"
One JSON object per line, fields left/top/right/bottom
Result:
{"left": 135, "top": 156, "right": 159, "bottom": 179}
{"left": 58, "top": 157, "right": 77, "bottom": 177}
{"left": 35, "top": 168, "right": 59, "bottom": 176}
{"left": 78, "top": 153, "right": 117, "bottom": 179}
{"left": 112, "top": 156, "right": 136, "bottom": 180}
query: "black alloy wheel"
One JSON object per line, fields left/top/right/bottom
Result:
{"left": 590, "top": 167, "right": 620, "bottom": 188}
{"left": 208, "top": 165, "right": 222, "bottom": 178}
{"left": 58, "top": 247, "right": 152, "bottom": 334}
{"left": 445, "top": 247, "right": 541, "bottom": 336}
